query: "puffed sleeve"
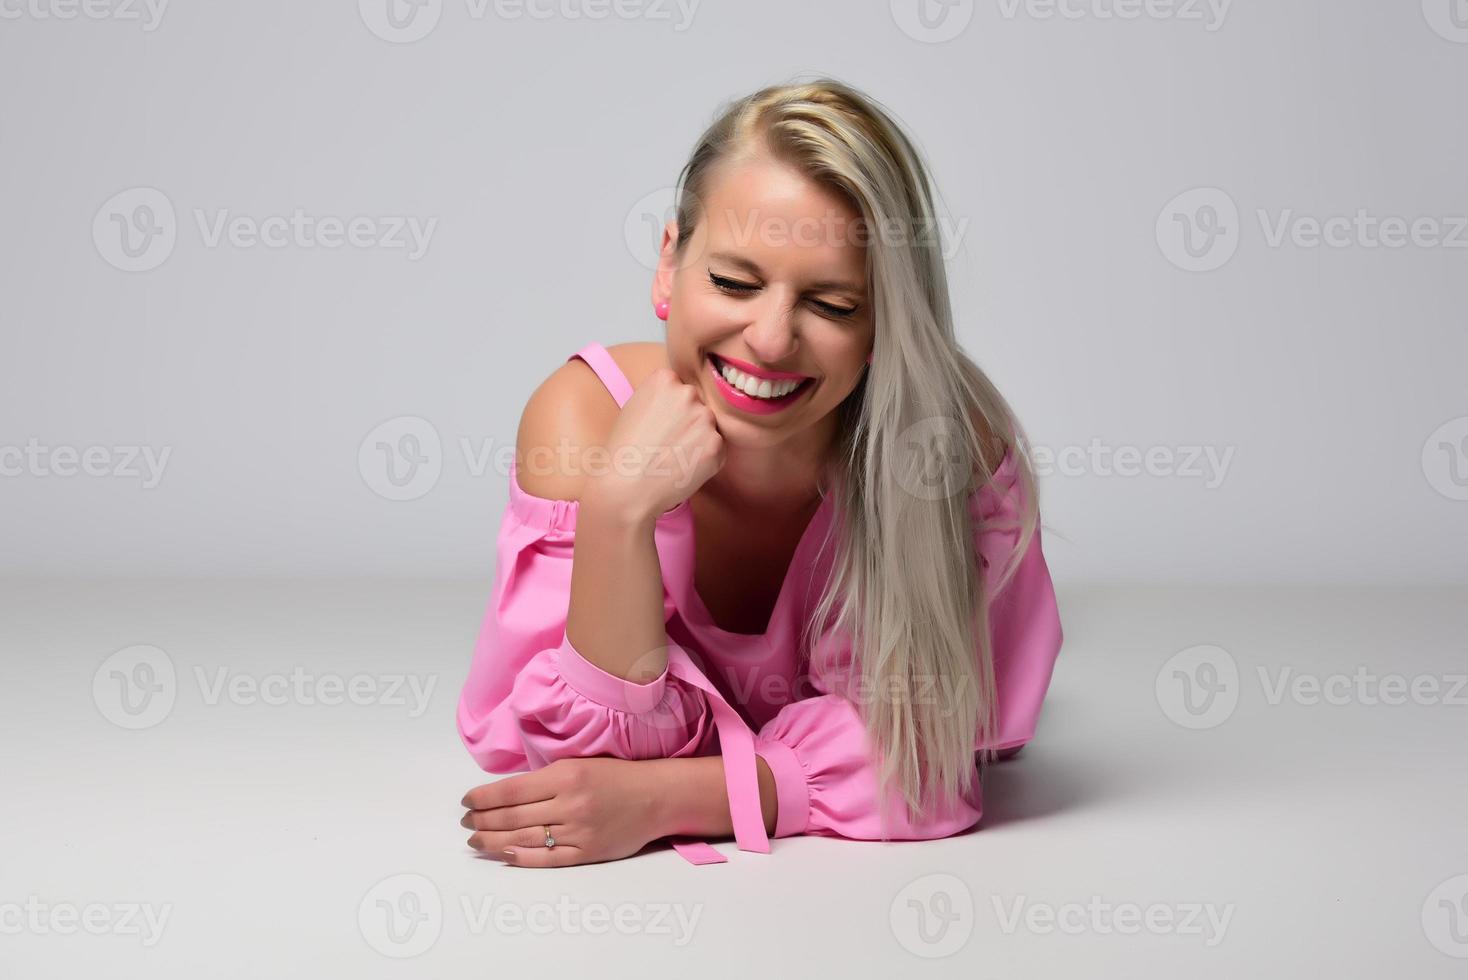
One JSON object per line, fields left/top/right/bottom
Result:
{"left": 752, "top": 451, "right": 1064, "bottom": 841}
{"left": 456, "top": 469, "right": 715, "bottom": 772}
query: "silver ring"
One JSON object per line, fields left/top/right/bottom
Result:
{"left": 543, "top": 825, "right": 556, "bottom": 849}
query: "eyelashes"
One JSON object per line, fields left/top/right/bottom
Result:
{"left": 708, "top": 271, "right": 860, "bottom": 320}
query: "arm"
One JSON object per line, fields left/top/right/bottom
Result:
{"left": 457, "top": 363, "right": 715, "bottom": 772}
{"left": 644, "top": 755, "right": 781, "bottom": 840}
{"left": 566, "top": 496, "right": 670, "bottom": 684}
{"left": 517, "top": 357, "right": 686, "bottom": 685}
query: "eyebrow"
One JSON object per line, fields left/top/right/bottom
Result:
{"left": 709, "top": 252, "right": 866, "bottom": 295}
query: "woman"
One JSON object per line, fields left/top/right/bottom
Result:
{"left": 456, "top": 77, "right": 1063, "bottom": 868}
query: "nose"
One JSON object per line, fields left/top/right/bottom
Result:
{"left": 741, "top": 301, "right": 799, "bottom": 366}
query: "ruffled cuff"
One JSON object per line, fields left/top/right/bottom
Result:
{"left": 552, "top": 630, "right": 670, "bottom": 716}
{"left": 754, "top": 736, "right": 810, "bottom": 838}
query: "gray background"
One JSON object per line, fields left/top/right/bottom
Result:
{"left": 2, "top": 0, "right": 1464, "bottom": 583}
{"left": 3, "top": 1, "right": 1467, "bottom": 977}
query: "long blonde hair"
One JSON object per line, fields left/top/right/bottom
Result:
{"left": 671, "top": 76, "right": 1042, "bottom": 833}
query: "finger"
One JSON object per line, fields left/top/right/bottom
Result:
{"left": 501, "top": 843, "right": 587, "bottom": 869}
{"left": 466, "top": 823, "right": 571, "bottom": 857}
{"left": 462, "top": 772, "right": 556, "bottom": 811}
{"left": 460, "top": 799, "right": 557, "bottom": 831}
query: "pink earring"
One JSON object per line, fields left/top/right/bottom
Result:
{"left": 866, "top": 351, "right": 873, "bottom": 365}
{"left": 654, "top": 301, "right": 670, "bottom": 321}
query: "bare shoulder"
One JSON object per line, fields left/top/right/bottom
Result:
{"left": 513, "top": 341, "right": 667, "bottom": 501}
{"left": 971, "top": 407, "right": 1011, "bottom": 475}
{"left": 611, "top": 340, "right": 671, "bottom": 387}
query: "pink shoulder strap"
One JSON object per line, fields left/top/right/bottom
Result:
{"left": 567, "top": 343, "right": 634, "bottom": 408}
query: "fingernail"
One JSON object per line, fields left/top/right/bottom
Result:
{"left": 502, "top": 849, "right": 517, "bottom": 864}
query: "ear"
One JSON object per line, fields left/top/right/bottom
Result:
{"left": 651, "top": 219, "right": 680, "bottom": 308}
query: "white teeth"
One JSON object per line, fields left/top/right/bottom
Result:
{"left": 716, "top": 360, "right": 804, "bottom": 400}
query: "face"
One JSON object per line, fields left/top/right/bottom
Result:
{"left": 652, "top": 153, "right": 875, "bottom": 451}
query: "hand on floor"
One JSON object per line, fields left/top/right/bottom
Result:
{"left": 460, "top": 757, "right": 665, "bottom": 868}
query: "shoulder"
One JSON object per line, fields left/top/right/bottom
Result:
{"left": 971, "top": 408, "right": 1011, "bottom": 476}
{"left": 513, "top": 342, "right": 668, "bottom": 501}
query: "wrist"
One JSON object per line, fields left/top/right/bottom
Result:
{"left": 580, "top": 480, "right": 660, "bottom": 531}
{"left": 644, "top": 756, "right": 780, "bottom": 841}
{"left": 645, "top": 757, "right": 718, "bottom": 839}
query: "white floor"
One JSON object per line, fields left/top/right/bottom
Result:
{"left": 3, "top": 577, "right": 1465, "bottom": 977}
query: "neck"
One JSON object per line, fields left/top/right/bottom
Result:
{"left": 703, "top": 414, "right": 838, "bottom": 514}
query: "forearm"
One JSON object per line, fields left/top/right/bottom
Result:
{"left": 565, "top": 492, "right": 670, "bottom": 683}
{"left": 646, "top": 755, "right": 780, "bottom": 840}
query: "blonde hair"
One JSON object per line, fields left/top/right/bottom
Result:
{"left": 671, "top": 76, "right": 1042, "bottom": 833}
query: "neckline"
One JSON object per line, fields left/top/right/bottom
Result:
{"left": 680, "top": 489, "right": 834, "bottom": 643}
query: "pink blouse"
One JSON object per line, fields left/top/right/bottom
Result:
{"left": 457, "top": 342, "right": 1064, "bottom": 865}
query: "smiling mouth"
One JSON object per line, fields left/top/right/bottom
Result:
{"left": 708, "top": 353, "right": 816, "bottom": 402}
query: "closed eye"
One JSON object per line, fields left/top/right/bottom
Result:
{"left": 709, "top": 271, "right": 860, "bottom": 319}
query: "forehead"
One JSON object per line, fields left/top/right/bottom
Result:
{"left": 697, "top": 154, "right": 867, "bottom": 284}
